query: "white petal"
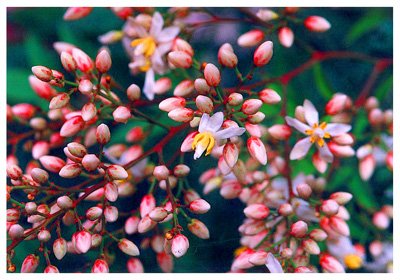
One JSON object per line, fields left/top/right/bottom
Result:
{"left": 325, "top": 123, "right": 351, "bottom": 136}
{"left": 143, "top": 69, "right": 155, "bottom": 100}
{"left": 151, "top": 49, "right": 165, "bottom": 74}
{"left": 157, "top": 27, "right": 180, "bottom": 43}
{"left": 198, "top": 113, "right": 210, "bottom": 133}
{"left": 214, "top": 127, "right": 246, "bottom": 140}
{"left": 290, "top": 137, "right": 312, "bottom": 160}
{"left": 206, "top": 112, "right": 224, "bottom": 132}
{"left": 265, "top": 253, "right": 283, "bottom": 273}
{"left": 150, "top": 12, "right": 164, "bottom": 37}
{"left": 318, "top": 144, "right": 334, "bottom": 163}
{"left": 303, "top": 99, "right": 319, "bottom": 126}
{"left": 285, "top": 116, "right": 310, "bottom": 134}
{"left": 194, "top": 144, "right": 207, "bottom": 160}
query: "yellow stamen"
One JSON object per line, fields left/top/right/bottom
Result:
{"left": 139, "top": 58, "right": 152, "bottom": 72}
{"left": 304, "top": 122, "right": 331, "bottom": 147}
{"left": 344, "top": 254, "right": 363, "bottom": 270}
{"left": 234, "top": 246, "right": 248, "bottom": 257}
{"left": 191, "top": 132, "right": 215, "bottom": 156}
{"left": 131, "top": 37, "right": 156, "bottom": 57}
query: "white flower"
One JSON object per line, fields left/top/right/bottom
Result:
{"left": 265, "top": 253, "right": 283, "bottom": 273}
{"left": 191, "top": 112, "right": 245, "bottom": 160}
{"left": 125, "top": 12, "right": 180, "bottom": 100}
{"left": 104, "top": 148, "right": 147, "bottom": 179}
{"left": 327, "top": 236, "right": 364, "bottom": 270}
{"left": 364, "top": 243, "right": 393, "bottom": 272}
{"left": 285, "top": 99, "right": 351, "bottom": 163}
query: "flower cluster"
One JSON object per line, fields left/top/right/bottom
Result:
{"left": 6, "top": 7, "right": 392, "bottom": 273}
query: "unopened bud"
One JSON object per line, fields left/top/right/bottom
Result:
{"left": 278, "top": 27, "right": 294, "bottom": 48}
{"left": 95, "top": 49, "right": 112, "bottom": 73}
{"left": 244, "top": 204, "right": 270, "bottom": 219}
{"left": 253, "top": 41, "right": 273, "bottom": 67}
{"left": 168, "top": 51, "right": 192, "bottom": 68}
{"left": 304, "top": 16, "right": 331, "bottom": 32}
{"left": 107, "top": 165, "right": 128, "bottom": 180}
{"left": 173, "top": 80, "right": 194, "bottom": 97}
{"left": 196, "top": 95, "right": 213, "bottom": 113}
{"left": 153, "top": 165, "right": 170, "bottom": 181}
{"left": 32, "top": 66, "right": 53, "bottom": 82}
{"left": 204, "top": 63, "right": 221, "bottom": 87}
{"left": 237, "top": 29, "right": 264, "bottom": 47}
{"left": 188, "top": 219, "right": 210, "bottom": 239}
{"left": 96, "top": 124, "right": 110, "bottom": 144}
{"left": 290, "top": 221, "right": 308, "bottom": 238}
{"left": 189, "top": 199, "right": 211, "bottom": 214}
{"left": 118, "top": 238, "right": 140, "bottom": 256}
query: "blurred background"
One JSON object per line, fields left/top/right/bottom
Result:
{"left": 7, "top": 7, "right": 393, "bottom": 272}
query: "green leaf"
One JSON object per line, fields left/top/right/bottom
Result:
{"left": 347, "top": 176, "right": 379, "bottom": 210}
{"left": 345, "top": 10, "right": 386, "bottom": 44}
{"left": 312, "top": 63, "right": 333, "bottom": 101}
{"left": 374, "top": 75, "right": 393, "bottom": 101}
{"left": 24, "top": 33, "right": 56, "bottom": 68}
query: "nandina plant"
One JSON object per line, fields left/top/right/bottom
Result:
{"left": 6, "top": 6, "right": 393, "bottom": 273}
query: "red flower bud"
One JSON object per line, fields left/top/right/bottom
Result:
{"left": 39, "top": 155, "right": 65, "bottom": 173}
{"left": 95, "top": 49, "right": 112, "bottom": 73}
{"left": 244, "top": 204, "right": 270, "bottom": 219}
{"left": 63, "top": 7, "right": 93, "bottom": 21}
{"left": 304, "top": 16, "right": 331, "bottom": 32}
{"left": 237, "top": 29, "right": 264, "bottom": 47}
{"left": 189, "top": 199, "right": 211, "bottom": 214}
{"left": 168, "top": 51, "right": 192, "bottom": 68}
{"left": 32, "top": 66, "right": 53, "bottom": 82}
{"left": 96, "top": 123, "right": 110, "bottom": 144}
{"left": 247, "top": 137, "right": 267, "bottom": 165}
{"left": 278, "top": 27, "right": 294, "bottom": 48}
{"left": 253, "top": 41, "right": 273, "bottom": 67}
{"left": 204, "top": 63, "right": 221, "bottom": 87}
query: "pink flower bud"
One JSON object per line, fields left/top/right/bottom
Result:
{"left": 320, "top": 254, "right": 345, "bottom": 273}
{"left": 73, "top": 230, "right": 92, "bottom": 254}
{"left": 296, "top": 183, "right": 312, "bottom": 199}
{"left": 60, "top": 51, "right": 76, "bottom": 72}
{"left": 153, "top": 77, "right": 172, "bottom": 95}
{"left": 204, "top": 63, "right": 221, "bottom": 87}
{"left": 321, "top": 199, "right": 340, "bottom": 216}
{"left": 228, "top": 92, "right": 243, "bottom": 106}
{"left": 253, "top": 41, "right": 273, "bottom": 67}
{"left": 278, "top": 27, "right": 294, "bottom": 48}
{"left": 304, "top": 16, "right": 331, "bottom": 32}
{"left": 373, "top": 211, "right": 390, "bottom": 229}
{"left": 171, "top": 234, "right": 189, "bottom": 258}
{"left": 104, "top": 205, "right": 118, "bottom": 222}
{"left": 107, "top": 165, "right": 128, "bottom": 180}
{"left": 302, "top": 239, "right": 320, "bottom": 255}
{"left": 119, "top": 238, "right": 140, "bottom": 256}
{"left": 194, "top": 78, "right": 210, "bottom": 94}
{"left": 153, "top": 165, "right": 170, "bottom": 181}
{"left": 78, "top": 79, "right": 93, "bottom": 95}
{"left": 188, "top": 219, "right": 210, "bottom": 239}
{"left": 247, "top": 137, "right": 267, "bottom": 165}
{"left": 326, "top": 93, "right": 351, "bottom": 115}
{"left": 32, "top": 141, "right": 50, "bottom": 159}
{"left": 237, "top": 29, "right": 264, "bottom": 47}
{"left": 242, "top": 99, "right": 263, "bottom": 115}
{"left": 244, "top": 204, "right": 270, "bottom": 219}
{"left": 180, "top": 131, "right": 197, "bottom": 152}
{"left": 127, "top": 258, "right": 144, "bottom": 273}
{"left": 57, "top": 196, "right": 73, "bottom": 209}
{"left": 218, "top": 43, "right": 238, "bottom": 68}
{"left": 369, "top": 240, "right": 383, "bottom": 257}
{"left": 49, "top": 93, "right": 70, "bottom": 110}
{"left": 32, "top": 66, "right": 53, "bottom": 82}
{"left": 126, "top": 83, "right": 141, "bottom": 101}
{"left": 7, "top": 208, "right": 20, "bottom": 222}
{"left": 81, "top": 154, "right": 100, "bottom": 172}
{"left": 248, "top": 251, "right": 268, "bottom": 265}
{"left": 91, "top": 259, "right": 109, "bottom": 273}
{"left": 103, "top": 182, "right": 118, "bottom": 202}
{"left": 44, "top": 265, "right": 59, "bottom": 273}
{"left": 67, "top": 142, "right": 87, "bottom": 158}
{"left": 125, "top": 216, "right": 140, "bottom": 234}
{"left": 95, "top": 124, "right": 110, "bottom": 145}
{"left": 149, "top": 207, "right": 168, "bottom": 222}
{"left": 359, "top": 154, "right": 375, "bottom": 181}
{"left": 137, "top": 216, "right": 157, "bottom": 233}
{"left": 38, "top": 229, "right": 51, "bottom": 242}
{"left": 29, "top": 75, "right": 57, "bottom": 100}
{"left": 173, "top": 79, "right": 194, "bottom": 97}
{"left": 21, "top": 254, "right": 40, "bottom": 273}
{"left": 72, "top": 48, "right": 93, "bottom": 72}
{"left": 8, "top": 224, "right": 24, "bottom": 239}
{"left": 294, "top": 266, "right": 312, "bottom": 273}
{"left": 6, "top": 164, "right": 22, "bottom": 180}
{"left": 168, "top": 51, "right": 192, "bottom": 68}
{"left": 173, "top": 164, "right": 190, "bottom": 177}
{"left": 189, "top": 199, "right": 211, "bottom": 214}
{"left": 268, "top": 124, "right": 291, "bottom": 140}
{"left": 172, "top": 38, "right": 194, "bottom": 56}
{"left": 30, "top": 168, "right": 48, "bottom": 184}
{"left": 39, "top": 155, "right": 65, "bottom": 173}
{"left": 59, "top": 163, "right": 82, "bottom": 178}
{"left": 309, "top": 229, "right": 328, "bottom": 241}
{"left": 157, "top": 252, "right": 174, "bottom": 273}
{"left": 168, "top": 108, "right": 194, "bottom": 122}
{"left": 63, "top": 7, "right": 93, "bottom": 20}
{"left": 112, "top": 106, "right": 131, "bottom": 123}
{"left": 278, "top": 203, "right": 293, "bottom": 216}
{"left": 290, "top": 221, "right": 308, "bottom": 238}
{"left": 81, "top": 102, "right": 97, "bottom": 122}
{"left": 329, "top": 217, "right": 350, "bottom": 236}
{"left": 328, "top": 143, "right": 355, "bottom": 158}
{"left": 60, "top": 116, "right": 85, "bottom": 137}
{"left": 25, "top": 202, "right": 37, "bottom": 214}
{"left": 330, "top": 192, "right": 353, "bottom": 205}
{"left": 140, "top": 194, "right": 156, "bottom": 218}
{"left": 95, "top": 49, "right": 112, "bottom": 73}
{"left": 223, "top": 143, "right": 239, "bottom": 168}
{"left": 12, "top": 103, "right": 37, "bottom": 120}
{"left": 159, "top": 97, "right": 186, "bottom": 112}
{"left": 196, "top": 95, "right": 213, "bottom": 113}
